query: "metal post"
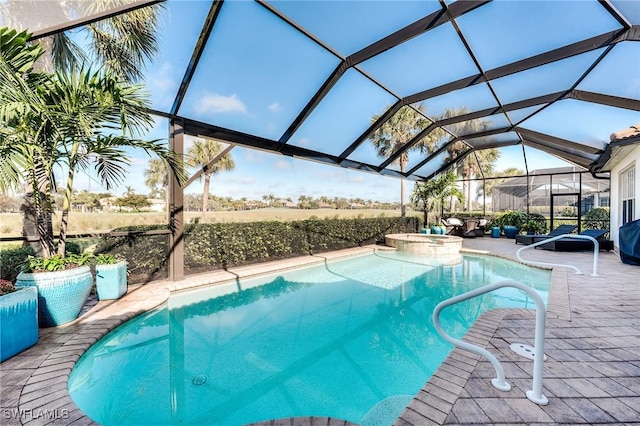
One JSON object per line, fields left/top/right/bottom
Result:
{"left": 169, "top": 119, "right": 185, "bottom": 281}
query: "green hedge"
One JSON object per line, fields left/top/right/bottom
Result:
{"left": 0, "top": 246, "right": 35, "bottom": 282}
{"left": 94, "top": 225, "right": 170, "bottom": 284}
{"left": 183, "top": 221, "right": 309, "bottom": 272}
{"left": 583, "top": 207, "right": 610, "bottom": 231}
{"left": 95, "top": 216, "right": 420, "bottom": 283}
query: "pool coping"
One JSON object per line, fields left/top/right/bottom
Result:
{"left": 3, "top": 245, "right": 566, "bottom": 426}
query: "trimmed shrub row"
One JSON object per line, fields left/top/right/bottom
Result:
{"left": 94, "top": 225, "right": 170, "bottom": 284}
{"left": 0, "top": 246, "right": 35, "bottom": 283}
{"left": 93, "top": 216, "right": 420, "bottom": 283}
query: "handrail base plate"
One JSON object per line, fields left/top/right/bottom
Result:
{"left": 510, "top": 343, "right": 548, "bottom": 361}
{"left": 491, "top": 378, "right": 511, "bottom": 392}
{"left": 526, "top": 390, "right": 549, "bottom": 406}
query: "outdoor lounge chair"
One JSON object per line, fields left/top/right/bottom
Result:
{"left": 539, "top": 229, "right": 613, "bottom": 251}
{"left": 514, "top": 224, "right": 578, "bottom": 245}
{"left": 461, "top": 219, "right": 479, "bottom": 238}
{"left": 441, "top": 217, "right": 464, "bottom": 235}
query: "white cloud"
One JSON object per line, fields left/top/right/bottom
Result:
{"left": 297, "top": 137, "right": 311, "bottom": 147}
{"left": 275, "top": 159, "right": 291, "bottom": 170}
{"left": 239, "top": 176, "right": 256, "bottom": 185}
{"left": 268, "top": 102, "right": 282, "bottom": 112}
{"left": 148, "top": 62, "right": 175, "bottom": 92}
{"left": 244, "top": 150, "right": 266, "bottom": 163}
{"left": 196, "top": 93, "right": 247, "bottom": 115}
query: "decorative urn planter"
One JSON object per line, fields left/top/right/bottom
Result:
{"left": 15, "top": 266, "right": 93, "bottom": 327}
{"left": 0, "top": 286, "right": 39, "bottom": 362}
{"left": 95, "top": 261, "right": 127, "bottom": 300}
{"left": 503, "top": 225, "right": 519, "bottom": 239}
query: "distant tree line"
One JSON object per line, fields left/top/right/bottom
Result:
{"left": 0, "top": 190, "right": 401, "bottom": 214}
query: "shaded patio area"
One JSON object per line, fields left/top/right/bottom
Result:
{"left": 0, "top": 239, "right": 638, "bottom": 425}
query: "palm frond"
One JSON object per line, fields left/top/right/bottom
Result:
{"left": 51, "top": 32, "right": 87, "bottom": 75}
{"left": 83, "top": 3, "right": 163, "bottom": 83}
{"left": 90, "top": 142, "right": 131, "bottom": 190}
{"left": 0, "top": 143, "right": 27, "bottom": 193}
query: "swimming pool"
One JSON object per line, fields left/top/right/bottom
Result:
{"left": 69, "top": 251, "right": 550, "bottom": 425}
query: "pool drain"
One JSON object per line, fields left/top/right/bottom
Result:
{"left": 192, "top": 374, "right": 208, "bottom": 386}
{"left": 510, "top": 343, "right": 547, "bottom": 361}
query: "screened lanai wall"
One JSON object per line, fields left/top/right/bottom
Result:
{"left": 491, "top": 168, "right": 610, "bottom": 213}
{"left": 2, "top": 0, "right": 639, "bottom": 281}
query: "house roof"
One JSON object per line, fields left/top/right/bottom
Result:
{"left": 5, "top": 0, "right": 640, "bottom": 181}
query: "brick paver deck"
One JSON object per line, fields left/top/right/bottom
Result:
{"left": 1, "top": 239, "right": 638, "bottom": 425}
{"left": 395, "top": 237, "right": 640, "bottom": 425}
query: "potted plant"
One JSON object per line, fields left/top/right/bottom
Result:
{"left": 94, "top": 254, "right": 128, "bottom": 300}
{"left": 430, "top": 223, "right": 442, "bottom": 235}
{"left": 495, "top": 210, "right": 527, "bottom": 239}
{"left": 15, "top": 254, "right": 93, "bottom": 327}
{"left": 0, "top": 279, "right": 38, "bottom": 361}
{"left": 1, "top": 28, "right": 186, "bottom": 326}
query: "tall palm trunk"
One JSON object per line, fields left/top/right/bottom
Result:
{"left": 57, "top": 167, "right": 75, "bottom": 256}
{"left": 202, "top": 173, "right": 211, "bottom": 218}
{"left": 22, "top": 166, "right": 55, "bottom": 258}
{"left": 22, "top": 38, "right": 56, "bottom": 257}
{"left": 400, "top": 154, "right": 408, "bottom": 217}
{"left": 57, "top": 143, "right": 80, "bottom": 256}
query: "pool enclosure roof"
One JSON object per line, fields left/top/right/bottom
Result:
{"left": 4, "top": 0, "right": 640, "bottom": 182}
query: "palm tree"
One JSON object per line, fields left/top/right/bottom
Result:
{"left": 370, "top": 104, "right": 435, "bottom": 216}
{"left": 185, "top": 139, "right": 235, "bottom": 217}
{"left": 2, "top": 2, "right": 163, "bottom": 253}
{"left": 53, "top": 68, "right": 185, "bottom": 255}
{"left": 410, "top": 171, "right": 464, "bottom": 226}
{"left": 145, "top": 158, "right": 169, "bottom": 199}
{"left": 440, "top": 108, "right": 500, "bottom": 211}
{"left": 1, "top": 28, "right": 58, "bottom": 256}
{"left": 1, "top": 1, "right": 163, "bottom": 83}
{"left": 478, "top": 167, "right": 523, "bottom": 204}
{"left": 0, "top": 28, "right": 186, "bottom": 256}
{"left": 461, "top": 149, "right": 500, "bottom": 210}
{"left": 262, "top": 193, "right": 277, "bottom": 207}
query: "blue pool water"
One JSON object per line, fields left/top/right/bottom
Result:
{"left": 69, "top": 252, "right": 550, "bottom": 425}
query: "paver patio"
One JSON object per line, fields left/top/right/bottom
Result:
{"left": 1, "top": 238, "right": 638, "bottom": 425}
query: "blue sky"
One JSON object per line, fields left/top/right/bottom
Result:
{"left": 72, "top": 0, "right": 640, "bottom": 202}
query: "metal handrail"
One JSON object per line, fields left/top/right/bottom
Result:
{"left": 433, "top": 279, "right": 548, "bottom": 405}
{"left": 516, "top": 234, "right": 599, "bottom": 276}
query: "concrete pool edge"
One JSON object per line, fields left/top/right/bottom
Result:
{"left": 8, "top": 245, "right": 563, "bottom": 426}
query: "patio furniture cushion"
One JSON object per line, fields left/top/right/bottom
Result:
{"left": 539, "top": 236, "right": 613, "bottom": 252}
{"left": 578, "top": 229, "right": 609, "bottom": 240}
{"left": 462, "top": 219, "right": 478, "bottom": 238}
{"left": 515, "top": 224, "right": 578, "bottom": 245}
{"left": 441, "top": 217, "right": 464, "bottom": 235}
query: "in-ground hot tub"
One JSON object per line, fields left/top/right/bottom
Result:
{"left": 385, "top": 233, "right": 464, "bottom": 265}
